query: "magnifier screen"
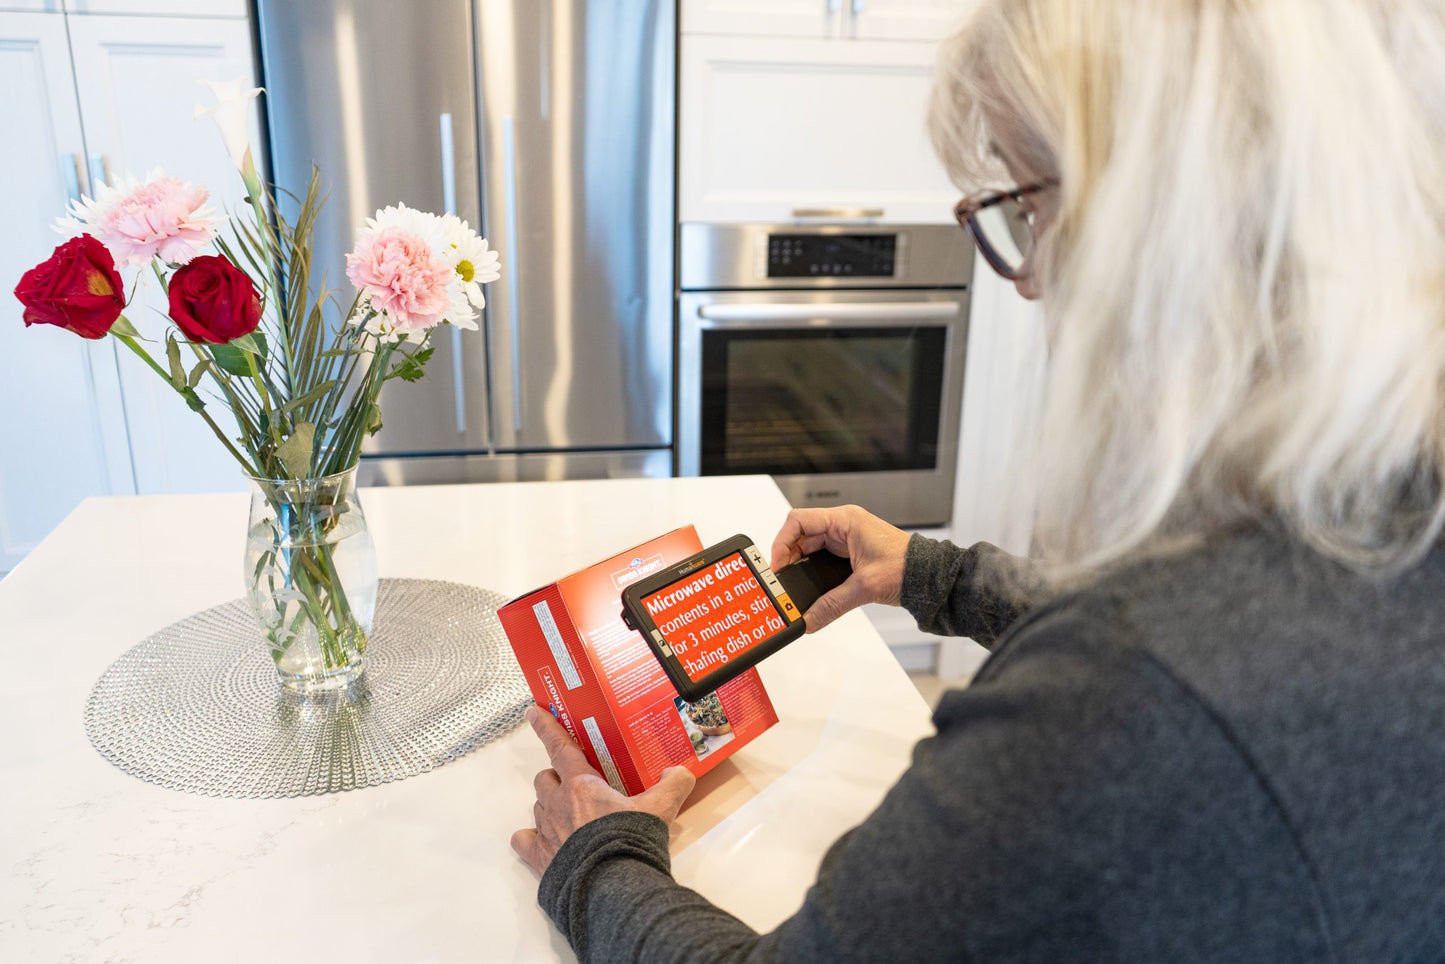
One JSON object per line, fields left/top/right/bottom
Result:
{"left": 639, "top": 552, "right": 790, "bottom": 683}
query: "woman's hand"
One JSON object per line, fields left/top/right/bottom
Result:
{"left": 510, "top": 706, "right": 697, "bottom": 876}
{"left": 770, "top": 505, "right": 911, "bottom": 633}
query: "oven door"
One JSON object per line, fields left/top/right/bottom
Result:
{"left": 678, "top": 289, "right": 968, "bottom": 527}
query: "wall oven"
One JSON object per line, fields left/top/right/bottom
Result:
{"left": 677, "top": 223, "right": 972, "bottom": 528}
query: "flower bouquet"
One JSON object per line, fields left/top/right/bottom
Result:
{"left": 12, "top": 82, "right": 500, "bottom": 691}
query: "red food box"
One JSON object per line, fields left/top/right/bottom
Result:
{"left": 499, "top": 526, "right": 779, "bottom": 795}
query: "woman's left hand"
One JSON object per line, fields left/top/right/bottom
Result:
{"left": 510, "top": 706, "right": 697, "bottom": 875}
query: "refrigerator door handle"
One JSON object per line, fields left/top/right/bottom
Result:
{"left": 450, "top": 326, "right": 467, "bottom": 435}
{"left": 439, "top": 112, "right": 469, "bottom": 436}
{"left": 501, "top": 114, "right": 524, "bottom": 434}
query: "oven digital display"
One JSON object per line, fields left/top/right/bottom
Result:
{"left": 766, "top": 234, "right": 897, "bottom": 279}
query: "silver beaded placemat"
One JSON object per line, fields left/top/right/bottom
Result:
{"left": 84, "top": 578, "right": 531, "bottom": 798}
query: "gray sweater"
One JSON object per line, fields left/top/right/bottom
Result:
{"left": 538, "top": 529, "right": 1445, "bottom": 962}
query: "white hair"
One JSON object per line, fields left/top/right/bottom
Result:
{"left": 931, "top": 0, "right": 1445, "bottom": 575}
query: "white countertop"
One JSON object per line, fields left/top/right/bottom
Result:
{"left": 0, "top": 475, "right": 934, "bottom": 962}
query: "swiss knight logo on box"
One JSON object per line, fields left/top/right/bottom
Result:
{"left": 499, "top": 526, "right": 779, "bottom": 795}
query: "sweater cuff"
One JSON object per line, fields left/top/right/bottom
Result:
{"left": 899, "top": 533, "right": 967, "bottom": 623}
{"left": 538, "top": 810, "right": 673, "bottom": 951}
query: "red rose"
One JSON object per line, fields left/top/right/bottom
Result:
{"left": 13, "top": 234, "right": 126, "bottom": 339}
{"left": 167, "top": 254, "right": 261, "bottom": 344}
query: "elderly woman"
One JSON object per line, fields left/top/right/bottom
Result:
{"left": 512, "top": 0, "right": 1445, "bottom": 959}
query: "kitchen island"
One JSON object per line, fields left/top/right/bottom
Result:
{"left": 0, "top": 475, "right": 935, "bottom": 962}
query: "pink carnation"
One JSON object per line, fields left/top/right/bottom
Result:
{"left": 96, "top": 176, "right": 217, "bottom": 266}
{"left": 345, "top": 227, "right": 452, "bottom": 332}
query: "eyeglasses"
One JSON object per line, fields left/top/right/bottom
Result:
{"left": 953, "top": 182, "right": 1055, "bottom": 281}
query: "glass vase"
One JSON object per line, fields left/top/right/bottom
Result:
{"left": 243, "top": 467, "right": 378, "bottom": 692}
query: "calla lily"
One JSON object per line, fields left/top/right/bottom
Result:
{"left": 195, "top": 77, "right": 263, "bottom": 174}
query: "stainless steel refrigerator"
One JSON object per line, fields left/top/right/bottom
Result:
{"left": 253, "top": 0, "right": 675, "bottom": 484}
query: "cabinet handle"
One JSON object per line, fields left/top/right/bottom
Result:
{"left": 791, "top": 207, "right": 885, "bottom": 220}
{"left": 501, "top": 114, "right": 523, "bottom": 434}
{"left": 88, "top": 153, "right": 113, "bottom": 189}
{"left": 63, "top": 153, "right": 85, "bottom": 203}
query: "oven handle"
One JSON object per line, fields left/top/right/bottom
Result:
{"left": 695, "top": 301, "right": 961, "bottom": 326}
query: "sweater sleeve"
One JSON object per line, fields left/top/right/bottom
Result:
{"left": 534, "top": 600, "right": 1331, "bottom": 963}
{"left": 898, "top": 535, "right": 1046, "bottom": 646}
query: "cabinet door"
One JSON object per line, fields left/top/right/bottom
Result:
{"left": 683, "top": 0, "right": 840, "bottom": 38}
{"left": 679, "top": 35, "right": 958, "bottom": 224}
{"left": 0, "top": 11, "right": 134, "bottom": 571}
{"left": 849, "top": 0, "right": 975, "bottom": 42}
{"left": 64, "top": 1, "right": 247, "bottom": 16}
{"left": 65, "top": 14, "right": 258, "bottom": 495}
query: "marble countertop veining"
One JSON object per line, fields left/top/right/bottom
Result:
{"left": 0, "top": 475, "right": 933, "bottom": 962}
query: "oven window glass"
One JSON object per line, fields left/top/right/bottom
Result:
{"left": 700, "top": 327, "right": 947, "bottom": 476}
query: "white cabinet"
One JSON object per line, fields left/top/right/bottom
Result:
{"left": 939, "top": 255, "right": 1044, "bottom": 678}
{"left": 683, "top": 0, "right": 971, "bottom": 42}
{"left": 950, "top": 257, "right": 1045, "bottom": 557}
{"left": 65, "top": 14, "right": 256, "bottom": 497}
{"left": 0, "top": 8, "right": 255, "bottom": 571}
{"left": 678, "top": 34, "right": 959, "bottom": 223}
{"left": 0, "top": 12, "right": 133, "bottom": 571}
{"left": 67, "top": 1, "right": 247, "bottom": 15}
{"left": 1, "top": 1, "right": 245, "bottom": 14}
{"left": 848, "top": 0, "right": 971, "bottom": 40}
{"left": 684, "top": 0, "right": 845, "bottom": 38}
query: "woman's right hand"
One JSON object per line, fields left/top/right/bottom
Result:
{"left": 770, "top": 505, "right": 911, "bottom": 633}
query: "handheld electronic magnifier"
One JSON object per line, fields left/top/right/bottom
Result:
{"left": 620, "top": 533, "right": 852, "bottom": 702}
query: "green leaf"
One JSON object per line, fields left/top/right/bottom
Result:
{"left": 110, "top": 316, "right": 141, "bottom": 339}
{"left": 231, "top": 331, "right": 269, "bottom": 359}
{"left": 278, "top": 380, "right": 339, "bottom": 416}
{"left": 211, "top": 342, "right": 254, "bottom": 378}
{"left": 364, "top": 402, "right": 383, "bottom": 436}
{"left": 386, "top": 346, "right": 434, "bottom": 384}
{"left": 165, "top": 334, "right": 185, "bottom": 389}
{"left": 187, "top": 358, "right": 210, "bottom": 389}
{"left": 275, "top": 422, "right": 316, "bottom": 478}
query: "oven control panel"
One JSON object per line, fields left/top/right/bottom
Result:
{"left": 763, "top": 233, "right": 899, "bottom": 279}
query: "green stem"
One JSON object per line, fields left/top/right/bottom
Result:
{"left": 240, "top": 149, "right": 295, "bottom": 397}
{"left": 113, "top": 329, "right": 257, "bottom": 474}
{"left": 294, "top": 552, "right": 343, "bottom": 665}
{"left": 182, "top": 341, "right": 264, "bottom": 444}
